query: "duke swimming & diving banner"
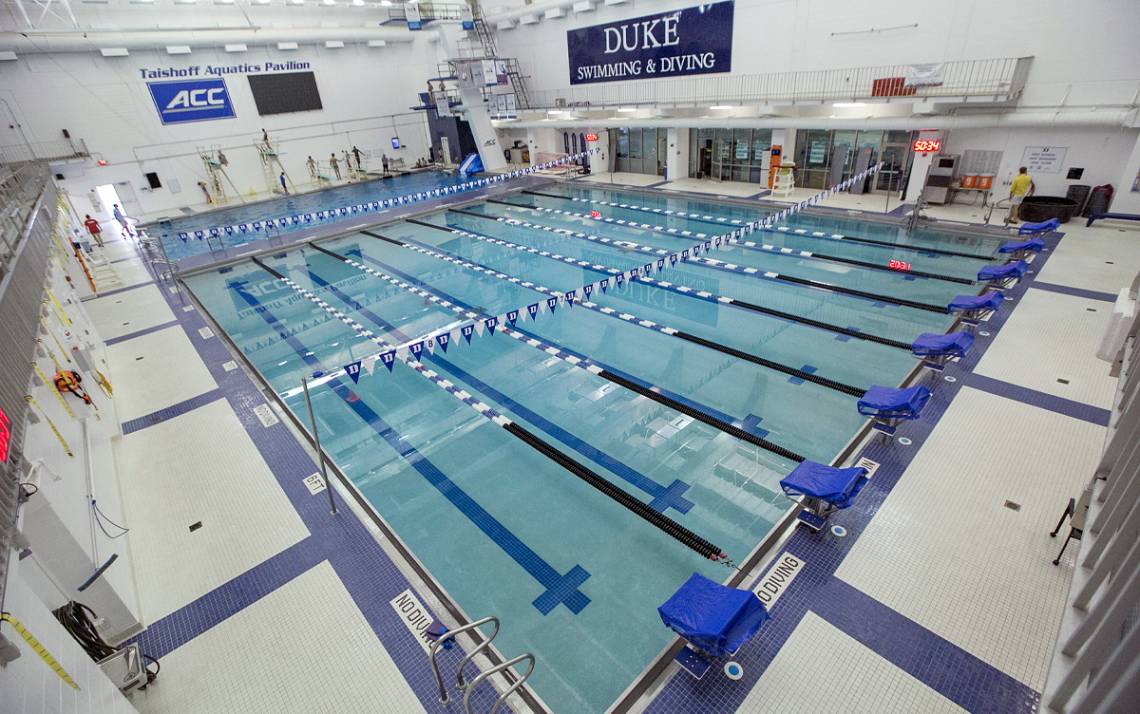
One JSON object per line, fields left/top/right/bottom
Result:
{"left": 567, "top": 1, "right": 733, "bottom": 85}
{"left": 148, "top": 78, "right": 236, "bottom": 125}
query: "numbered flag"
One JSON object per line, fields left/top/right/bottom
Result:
{"left": 600, "top": 278, "right": 609, "bottom": 293}
{"left": 565, "top": 290, "right": 576, "bottom": 307}
{"left": 681, "top": 249, "right": 689, "bottom": 261}
{"left": 178, "top": 231, "right": 190, "bottom": 240}
{"left": 583, "top": 283, "right": 593, "bottom": 299}
{"left": 546, "top": 296, "right": 558, "bottom": 313}
{"left": 505, "top": 309, "right": 519, "bottom": 327}
{"left": 657, "top": 258, "right": 666, "bottom": 271}
{"left": 615, "top": 272, "right": 624, "bottom": 287}
{"left": 408, "top": 341, "right": 424, "bottom": 360}
{"left": 224, "top": 226, "right": 234, "bottom": 235}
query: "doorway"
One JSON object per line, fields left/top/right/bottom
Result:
{"left": 94, "top": 183, "right": 137, "bottom": 237}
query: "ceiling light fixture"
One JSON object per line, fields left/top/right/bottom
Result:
{"left": 617, "top": 106, "right": 636, "bottom": 112}
{"left": 832, "top": 102, "right": 866, "bottom": 108}
{"left": 709, "top": 105, "right": 733, "bottom": 110}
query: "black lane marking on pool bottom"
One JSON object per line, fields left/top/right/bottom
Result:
{"left": 291, "top": 246, "right": 729, "bottom": 562}
{"left": 251, "top": 256, "right": 286, "bottom": 280}
{"left": 358, "top": 228, "right": 808, "bottom": 464}
{"left": 400, "top": 219, "right": 869, "bottom": 396}
{"left": 399, "top": 220, "right": 861, "bottom": 394}
{"left": 492, "top": 199, "right": 975, "bottom": 286}
{"left": 451, "top": 207, "right": 952, "bottom": 314}
{"left": 412, "top": 217, "right": 914, "bottom": 351}
{"left": 502, "top": 422, "right": 726, "bottom": 561}
{"left": 523, "top": 188, "right": 996, "bottom": 261}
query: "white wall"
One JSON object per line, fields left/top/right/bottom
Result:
{"left": 0, "top": 19, "right": 447, "bottom": 217}
{"left": 942, "top": 126, "right": 1140, "bottom": 198}
{"left": 494, "top": 0, "right": 1140, "bottom": 108}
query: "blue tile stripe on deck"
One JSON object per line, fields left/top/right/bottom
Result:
{"left": 230, "top": 278, "right": 591, "bottom": 615}
{"left": 1029, "top": 280, "right": 1117, "bottom": 303}
{"left": 296, "top": 253, "right": 695, "bottom": 515}
{"left": 964, "top": 372, "right": 1111, "bottom": 426}
{"left": 120, "top": 388, "right": 226, "bottom": 434}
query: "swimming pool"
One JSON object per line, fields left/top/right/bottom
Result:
{"left": 146, "top": 170, "right": 469, "bottom": 261}
{"left": 183, "top": 182, "right": 991, "bottom": 712}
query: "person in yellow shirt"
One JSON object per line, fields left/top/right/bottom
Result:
{"left": 1008, "top": 166, "right": 1035, "bottom": 223}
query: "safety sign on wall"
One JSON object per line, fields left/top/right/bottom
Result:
{"left": 148, "top": 78, "right": 236, "bottom": 125}
{"left": 1020, "top": 146, "right": 1068, "bottom": 174}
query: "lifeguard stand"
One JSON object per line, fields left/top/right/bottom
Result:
{"left": 257, "top": 141, "right": 297, "bottom": 195}
{"left": 198, "top": 146, "right": 240, "bottom": 204}
{"left": 772, "top": 162, "right": 796, "bottom": 198}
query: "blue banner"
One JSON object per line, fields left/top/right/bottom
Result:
{"left": 567, "top": 1, "right": 733, "bottom": 85}
{"left": 148, "top": 78, "right": 236, "bottom": 124}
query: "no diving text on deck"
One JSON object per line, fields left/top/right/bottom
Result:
{"left": 567, "top": 1, "right": 734, "bottom": 85}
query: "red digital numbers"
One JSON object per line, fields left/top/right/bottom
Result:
{"left": 590, "top": 210, "right": 601, "bottom": 219}
{"left": 584, "top": 133, "right": 599, "bottom": 142}
{"left": 888, "top": 259, "right": 912, "bottom": 272}
{"left": 0, "top": 406, "right": 11, "bottom": 464}
{"left": 912, "top": 139, "right": 942, "bottom": 153}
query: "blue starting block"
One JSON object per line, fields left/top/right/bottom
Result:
{"left": 857, "top": 385, "right": 932, "bottom": 438}
{"left": 659, "top": 572, "right": 770, "bottom": 678}
{"left": 1017, "top": 217, "right": 1060, "bottom": 235}
{"left": 948, "top": 291, "right": 1004, "bottom": 329}
{"left": 912, "top": 331, "right": 975, "bottom": 375}
{"left": 978, "top": 259, "right": 1028, "bottom": 289}
{"left": 779, "top": 460, "right": 869, "bottom": 532}
{"left": 998, "top": 237, "right": 1046, "bottom": 261}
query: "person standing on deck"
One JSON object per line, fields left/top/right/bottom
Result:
{"left": 83, "top": 214, "right": 104, "bottom": 247}
{"left": 1008, "top": 166, "right": 1035, "bottom": 224}
{"left": 279, "top": 172, "right": 289, "bottom": 194}
{"left": 352, "top": 145, "right": 363, "bottom": 171}
{"left": 330, "top": 153, "right": 341, "bottom": 180}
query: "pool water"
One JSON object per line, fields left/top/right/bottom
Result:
{"left": 147, "top": 170, "right": 469, "bottom": 261}
{"left": 184, "top": 181, "right": 991, "bottom": 712}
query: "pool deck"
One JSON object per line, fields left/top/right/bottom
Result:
{"left": 73, "top": 181, "right": 1138, "bottom": 712}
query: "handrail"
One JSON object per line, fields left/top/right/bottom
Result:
{"left": 462, "top": 653, "right": 536, "bottom": 714}
{"left": 428, "top": 615, "right": 500, "bottom": 704}
{"left": 525, "top": 56, "right": 1032, "bottom": 110}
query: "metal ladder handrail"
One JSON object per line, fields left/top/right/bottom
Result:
{"left": 462, "top": 653, "right": 536, "bottom": 714}
{"left": 428, "top": 615, "right": 500, "bottom": 704}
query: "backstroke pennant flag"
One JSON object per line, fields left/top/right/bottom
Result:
{"left": 345, "top": 360, "right": 363, "bottom": 383}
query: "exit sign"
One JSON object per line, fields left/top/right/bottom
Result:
{"left": 584, "top": 133, "right": 599, "bottom": 142}
{"left": 912, "top": 139, "right": 941, "bottom": 153}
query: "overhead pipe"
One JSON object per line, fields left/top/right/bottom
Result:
{"left": 0, "top": 26, "right": 415, "bottom": 54}
{"left": 500, "top": 110, "right": 1136, "bottom": 131}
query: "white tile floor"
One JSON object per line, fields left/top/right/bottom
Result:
{"left": 834, "top": 387, "right": 1105, "bottom": 690}
{"left": 662, "top": 177, "right": 764, "bottom": 197}
{"left": 132, "top": 561, "right": 425, "bottom": 714}
{"left": 105, "top": 326, "right": 218, "bottom": 422}
{"left": 1034, "top": 223, "right": 1140, "bottom": 290}
{"left": 85, "top": 283, "right": 174, "bottom": 341}
{"left": 578, "top": 171, "right": 664, "bottom": 187}
{"left": 739, "top": 612, "right": 964, "bottom": 714}
{"left": 973, "top": 289, "right": 1119, "bottom": 408}
{"left": 115, "top": 399, "right": 310, "bottom": 622}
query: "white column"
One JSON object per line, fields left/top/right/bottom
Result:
{"left": 666, "top": 127, "right": 689, "bottom": 181}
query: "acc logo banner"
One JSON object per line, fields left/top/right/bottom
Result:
{"left": 148, "top": 78, "right": 236, "bottom": 125}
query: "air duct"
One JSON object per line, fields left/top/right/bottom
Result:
{"left": 0, "top": 26, "right": 415, "bottom": 54}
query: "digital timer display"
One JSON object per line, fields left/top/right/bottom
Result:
{"left": 590, "top": 210, "right": 602, "bottom": 219}
{"left": 888, "top": 259, "right": 912, "bottom": 272}
{"left": 584, "top": 133, "right": 599, "bottom": 142}
{"left": 912, "top": 139, "right": 942, "bottom": 153}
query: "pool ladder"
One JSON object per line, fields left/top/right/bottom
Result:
{"left": 428, "top": 615, "right": 536, "bottom": 714}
